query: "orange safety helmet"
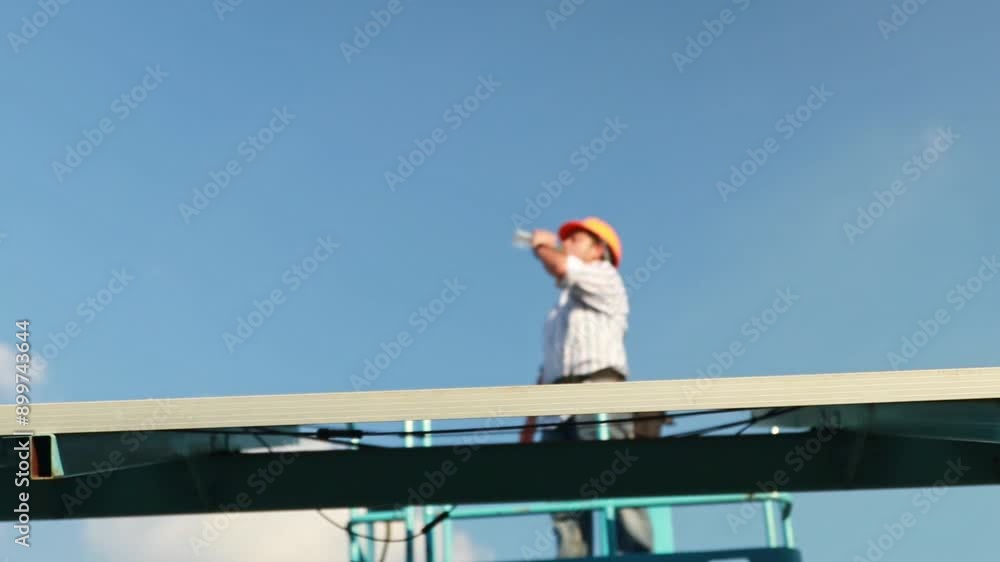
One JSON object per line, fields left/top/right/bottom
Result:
{"left": 558, "top": 216, "right": 622, "bottom": 268}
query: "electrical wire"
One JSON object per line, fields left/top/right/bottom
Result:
{"left": 379, "top": 521, "right": 391, "bottom": 562}
{"left": 734, "top": 407, "right": 777, "bottom": 436}
{"left": 316, "top": 505, "right": 456, "bottom": 544}
{"left": 172, "top": 407, "right": 744, "bottom": 445}
{"left": 180, "top": 427, "right": 387, "bottom": 449}
{"left": 251, "top": 432, "right": 456, "bottom": 547}
{"left": 734, "top": 419, "right": 754, "bottom": 435}
{"left": 667, "top": 406, "right": 801, "bottom": 438}
{"left": 232, "top": 407, "right": 799, "bottom": 444}
{"left": 356, "top": 408, "right": 738, "bottom": 438}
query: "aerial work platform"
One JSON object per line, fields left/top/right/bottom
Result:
{"left": 1, "top": 366, "right": 998, "bottom": 560}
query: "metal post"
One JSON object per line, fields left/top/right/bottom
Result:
{"left": 422, "top": 419, "right": 436, "bottom": 562}
{"left": 595, "top": 412, "right": 617, "bottom": 556}
{"left": 350, "top": 494, "right": 794, "bottom": 523}
{"left": 784, "top": 516, "right": 796, "bottom": 548}
{"left": 404, "top": 420, "right": 416, "bottom": 562}
{"left": 366, "top": 522, "right": 377, "bottom": 561}
{"left": 347, "top": 522, "right": 361, "bottom": 562}
{"left": 442, "top": 507, "right": 454, "bottom": 562}
{"left": 782, "top": 497, "right": 796, "bottom": 549}
{"left": 763, "top": 499, "right": 779, "bottom": 547}
{"left": 649, "top": 505, "right": 675, "bottom": 554}
{"left": 347, "top": 423, "right": 363, "bottom": 562}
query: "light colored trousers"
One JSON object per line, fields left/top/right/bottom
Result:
{"left": 539, "top": 411, "right": 654, "bottom": 558}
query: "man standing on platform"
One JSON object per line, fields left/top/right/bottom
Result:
{"left": 519, "top": 216, "right": 653, "bottom": 557}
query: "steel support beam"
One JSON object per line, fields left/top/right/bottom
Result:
{"left": 3, "top": 431, "right": 999, "bottom": 521}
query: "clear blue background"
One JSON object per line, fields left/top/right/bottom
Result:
{"left": 1, "top": 0, "right": 998, "bottom": 560}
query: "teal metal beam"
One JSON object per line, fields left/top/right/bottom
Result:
{"left": 350, "top": 494, "right": 788, "bottom": 558}
{"left": 347, "top": 422, "right": 363, "bottom": 562}
{"left": 763, "top": 500, "right": 779, "bottom": 547}
{"left": 649, "top": 506, "right": 675, "bottom": 553}
{"left": 404, "top": 420, "right": 416, "bottom": 562}
{"left": 422, "top": 419, "right": 436, "bottom": 562}
{"left": 492, "top": 547, "right": 802, "bottom": 562}
{"left": 2, "top": 431, "right": 997, "bottom": 521}
{"left": 596, "top": 413, "right": 616, "bottom": 557}
{"left": 349, "top": 494, "right": 793, "bottom": 525}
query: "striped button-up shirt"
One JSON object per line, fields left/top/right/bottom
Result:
{"left": 541, "top": 255, "right": 630, "bottom": 386}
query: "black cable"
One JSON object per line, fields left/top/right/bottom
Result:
{"left": 667, "top": 407, "right": 801, "bottom": 439}
{"left": 379, "top": 521, "right": 391, "bottom": 562}
{"left": 251, "top": 433, "right": 270, "bottom": 450}
{"left": 733, "top": 407, "right": 786, "bottom": 436}
{"left": 168, "top": 409, "right": 729, "bottom": 444}
{"left": 249, "top": 432, "right": 455, "bottom": 546}
{"left": 351, "top": 408, "right": 740, "bottom": 438}
{"left": 734, "top": 419, "right": 754, "bottom": 435}
{"left": 171, "top": 406, "right": 793, "bottom": 450}
{"left": 179, "top": 427, "right": 387, "bottom": 449}
{"left": 316, "top": 505, "right": 456, "bottom": 544}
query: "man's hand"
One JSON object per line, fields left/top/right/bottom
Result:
{"left": 531, "top": 229, "right": 558, "bottom": 249}
{"left": 531, "top": 229, "right": 567, "bottom": 279}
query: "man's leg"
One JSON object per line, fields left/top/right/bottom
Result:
{"left": 574, "top": 408, "right": 654, "bottom": 554}
{"left": 616, "top": 505, "right": 654, "bottom": 554}
{"left": 552, "top": 510, "right": 592, "bottom": 558}
{"left": 540, "top": 422, "right": 592, "bottom": 557}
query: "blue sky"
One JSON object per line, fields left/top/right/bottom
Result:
{"left": 2, "top": 0, "right": 999, "bottom": 560}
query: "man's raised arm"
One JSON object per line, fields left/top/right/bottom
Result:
{"left": 531, "top": 229, "right": 567, "bottom": 279}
